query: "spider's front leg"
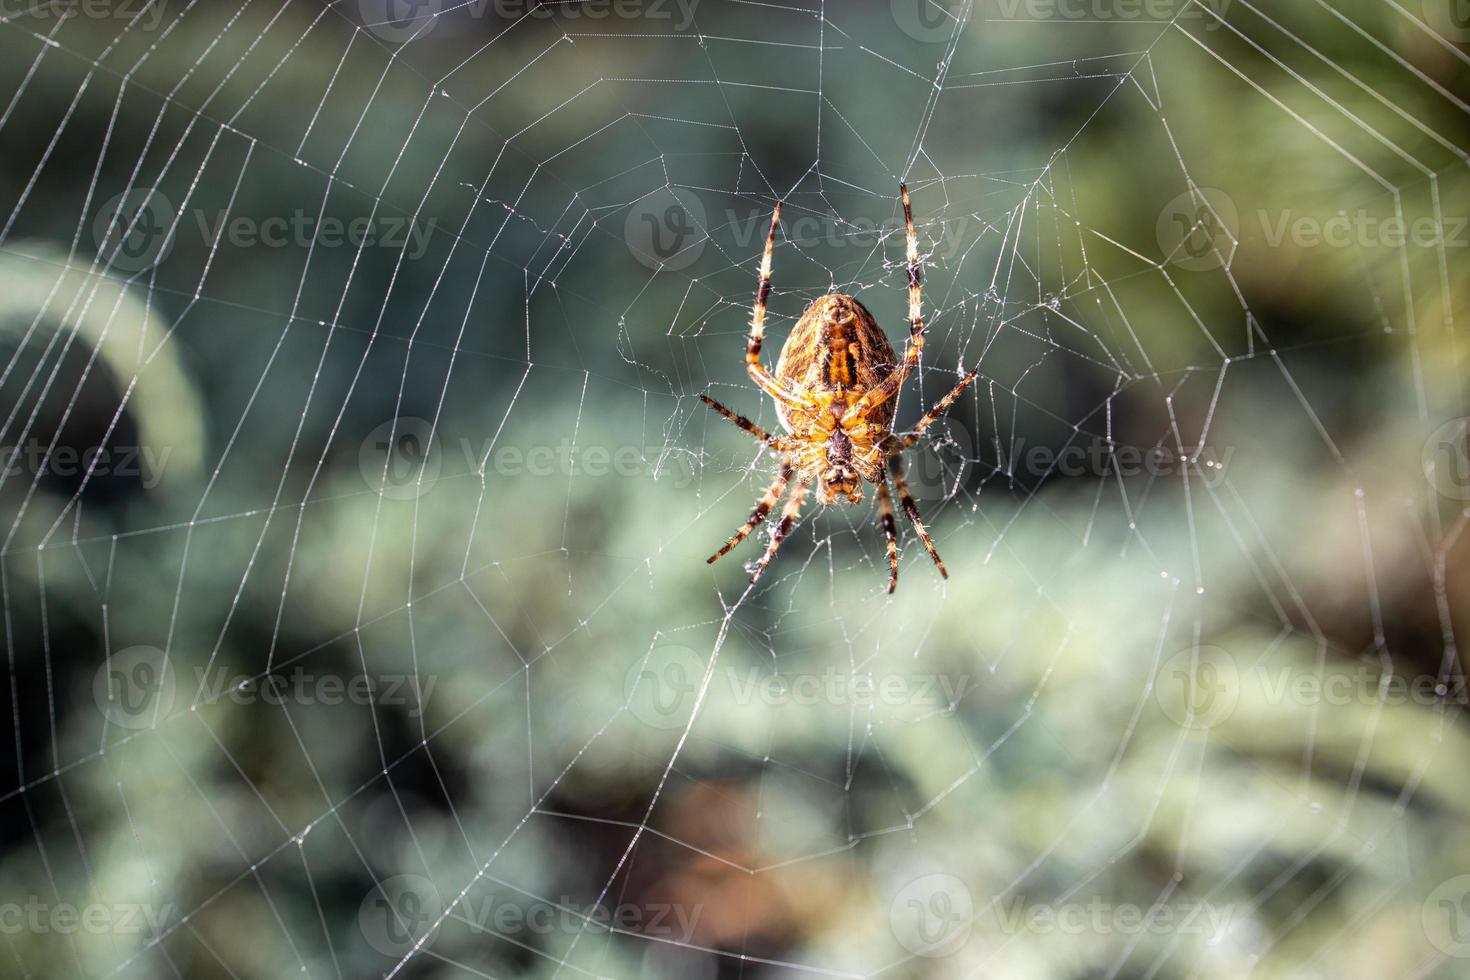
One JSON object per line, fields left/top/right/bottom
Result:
{"left": 745, "top": 202, "right": 804, "bottom": 410}
{"left": 842, "top": 183, "right": 927, "bottom": 426}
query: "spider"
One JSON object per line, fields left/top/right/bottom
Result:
{"left": 700, "top": 184, "right": 977, "bottom": 592}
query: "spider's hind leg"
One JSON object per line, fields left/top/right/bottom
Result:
{"left": 877, "top": 477, "right": 899, "bottom": 593}
{"left": 888, "top": 453, "right": 948, "bottom": 579}
{"left": 751, "top": 472, "right": 812, "bottom": 583}
{"left": 708, "top": 463, "right": 793, "bottom": 564}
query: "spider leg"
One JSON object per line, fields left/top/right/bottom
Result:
{"left": 699, "top": 394, "right": 788, "bottom": 449}
{"left": 900, "top": 369, "right": 977, "bottom": 448}
{"left": 751, "top": 471, "right": 812, "bottom": 583}
{"left": 842, "top": 183, "right": 925, "bottom": 426}
{"left": 708, "top": 463, "right": 793, "bottom": 564}
{"left": 888, "top": 452, "right": 948, "bottom": 579}
{"left": 746, "top": 203, "right": 805, "bottom": 410}
{"left": 877, "top": 477, "right": 899, "bottom": 594}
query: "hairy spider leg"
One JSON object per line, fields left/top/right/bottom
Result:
{"left": 746, "top": 203, "right": 806, "bottom": 410}
{"left": 876, "top": 477, "right": 899, "bottom": 593}
{"left": 751, "top": 471, "right": 812, "bottom": 583}
{"left": 698, "top": 394, "right": 789, "bottom": 449}
{"left": 888, "top": 452, "right": 948, "bottom": 578}
{"left": 843, "top": 183, "right": 926, "bottom": 425}
{"left": 707, "top": 463, "right": 794, "bottom": 564}
{"left": 899, "top": 369, "right": 979, "bottom": 447}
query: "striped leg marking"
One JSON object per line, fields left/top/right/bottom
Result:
{"left": 699, "top": 394, "right": 784, "bottom": 448}
{"left": 877, "top": 477, "right": 899, "bottom": 593}
{"left": 746, "top": 203, "right": 802, "bottom": 408}
{"left": 751, "top": 472, "right": 812, "bottom": 583}
{"left": 901, "top": 369, "right": 978, "bottom": 447}
{"left": 708, "top": 464, "right": 793, "bottom": 564}
{"left": 889, "top": 453, "right": 947, "bottom": 579}
{"left": 843, "top": 183, "right": 926, "bottom": 424}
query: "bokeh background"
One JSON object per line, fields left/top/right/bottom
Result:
{"left": 1, "top": 1, "right": 1468, "bottom": 977}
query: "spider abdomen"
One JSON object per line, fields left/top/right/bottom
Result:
{"left": 773, "top": 294, "right": 898, "bottom": 434}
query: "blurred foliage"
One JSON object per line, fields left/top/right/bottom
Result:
{"left": 0, "top": 2, "right": 1468, "bottom": 979}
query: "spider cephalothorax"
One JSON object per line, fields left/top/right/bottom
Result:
{"left": 700, "top": 184, "right": 977, "bottom": 592}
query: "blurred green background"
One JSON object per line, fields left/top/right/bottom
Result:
{"left": 0, "top": 1, "right": 1468, "bottom": 977}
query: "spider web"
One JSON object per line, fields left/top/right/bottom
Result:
{"left": 1, "top": 1, "right": 1468, "bottom": 977}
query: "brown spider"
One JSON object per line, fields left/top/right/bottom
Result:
{"left": 701, "top": 184, "right": 977, "bottom": 592}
